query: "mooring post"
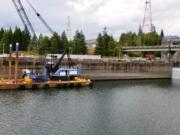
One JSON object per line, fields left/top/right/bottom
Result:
{"left": 9, "top": 44, "right": 12, "bottom": 80}
{"left": 15, "top": 43, "right": 19, "bottom": 84}
{"left": 1, "top": 59, "right": 4, "bottom": 79}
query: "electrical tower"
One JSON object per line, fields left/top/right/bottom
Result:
{"left": 142, "top": 0, "right": 155, "bottom": 33}
{"left": 66, "top": 16, "right": 72, "bottom": 40}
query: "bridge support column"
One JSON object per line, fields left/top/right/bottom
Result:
{"left": 173, "top": 51, "right": 180, "bottom": 62}
{"left": 161, "top": 52, "right": 168, "bottom": 61}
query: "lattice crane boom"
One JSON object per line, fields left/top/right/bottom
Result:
{"left": 25, "top": 0, "right": 54, "bottom": 34}
{"left": 17, "top": 0, "right": 37, "bottom": 38}
{"left": 12, "top": 0, "right": 28, "bottom": 31}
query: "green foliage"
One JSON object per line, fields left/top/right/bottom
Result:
{"left": 50, "top": 32, "right": 61, "bottom": 53}
{"left": 28, "top": 36, "right": 37, "bottom": 51}
{"left": 38, "top": 34, "right": 50, "bottom": 55}
{"left": 61, "top": 31, "right": 69, "bottom": 48}
{"left": 119, "top": 30, "right": 164, "bottom": 57}
{"left": 95, "top": 33, "right": 104, "bottom": 56}
{"left": 72, "top": 30, "right": 87, "bottom": 54}
{"left": 0, "top": 27, "right": 165, "bottom": 57}
{"left": 141, "top": 32, "right": 161, "bottom": 46}
{"left": 0, "top": 28, "right": 4, "bottom": 40}
{"left": 21, "top": 30, "right": 31, "bottom": 51}
{"left": 160, "top": 29, "right": 164, "bottom": 38}
{"left": 0, "top": 29, "right": 13, "bottom": 53}
{"left": 95, "top": 28, "right": 119, "bottom": 56}
{"left": 120, "top": 32, "right": 138, "bottom": 46}
{"left": 120, "top": 30, "right": 163, "bottom": 47}
{"left": 128, "top": 52, "right": 143, "bottom": 57}
{"left": 0, "top": 27, "right": 31, "bottom": 53}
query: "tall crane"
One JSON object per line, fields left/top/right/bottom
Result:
{"left": 12, "top": 0, "right": 54, "bottom": 38}
{"left": 12, "top": 0, "right": 37, "bottom": 38}
{"left": 12, "top": 0, "right": 27, "bottom": 31}
{"left": 25, "top": 0, "right": 54, "bottom": 34}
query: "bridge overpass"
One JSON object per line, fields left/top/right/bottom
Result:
{"left": 122, "top": 45, "right": 180, "bottom": 52}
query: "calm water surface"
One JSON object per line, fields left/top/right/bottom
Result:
{"left": 0, "top": 79, "right": 180, "bottom": 135}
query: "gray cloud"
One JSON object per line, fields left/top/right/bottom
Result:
{"left": 0, "top": 0, "right": 180, "bottom": 39}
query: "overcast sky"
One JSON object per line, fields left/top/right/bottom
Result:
{"left": 0, "top": 0, "right": 180, "bottom": 39}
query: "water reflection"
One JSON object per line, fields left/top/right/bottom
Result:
{"left": 0, "top": 79, "right": 180, "bottom": 135}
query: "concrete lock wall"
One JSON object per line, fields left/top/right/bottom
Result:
{"left": 79, "top": 61, "right": 173, "bottom": 73}
{"left": 0, "top": 57, "right": 174, "bottom": 80}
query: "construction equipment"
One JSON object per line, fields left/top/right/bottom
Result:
{"left": 12, "top": 0, "right": 54, "bottom": 37}
{"left": 22, "top": 69, "right": 48, "bottom": 83}
{"left": 25, "top": 0, "right": 54, "bottom": 34}
{"left": 46, "top": 48, "right": 82, "bottom": 81}
{"left": 12, "top": 0, "right": 37, "bottom": 38}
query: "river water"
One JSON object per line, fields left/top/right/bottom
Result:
{"left": 0, "top": 79, "right": 180, "bottom": 135}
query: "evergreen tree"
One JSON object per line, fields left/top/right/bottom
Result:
{"left": 72, "top": 30, "right": 87, "bottom": 54}
{"left": 21, "top": 30, "right": 31, "bottom": 51}
{"left": 96, "top": 28, "right": 118, "bottom": 56}
{"left": 12, "top": 27, "right": 30, "bottom": 51}
{"left": 138, "top": 25, "right": 143, "bottom": 36}
{"left": 143, "top": 32, "right": 161, "bottom": 46}
{"left": 160, "top": 29, "right": 164, "bottom": 38}
{"left": 95, "top": 33, "right": 105, "bottom": 55}
{"left": 61, "top": 31, "right": 69, "bottom": 49}
{"left": 160, "top": 29, "right": 164, "bottom": 44}
{"left": 0, "top": 28, "right": 4, "bottom": 40}
{"left": 13, "top": 27, "right": 22, "bottom": 49}
{"left": 28, "top": 36, "right": 37, "bottom": 51}
{"left": 50, "top": 32, "right": 61, "bottom": 53}
{"left": 38, "top": 34, "right": 50, "bottom": 55}
{"left": 119, "top": 32, "right": 137, "bottom": 46}
{"left": 0, "top": 29, "right": 13, "bottom": 53}
{"left": 107, "top": 37, "right": 117, "bottom": 56}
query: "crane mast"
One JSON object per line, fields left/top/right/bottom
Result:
{"left": 12, "top": 0, "right": 37, "bottom": 38}
{"left": 12, "top": 0, "right": 28, "bottom": 31}
{"left": 12, "top": 0, "right": 54, "bottom": 36}
{"left": 17, "top": 0, "right": 37, "bottom": 38}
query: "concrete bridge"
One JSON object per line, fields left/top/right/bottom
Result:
{"left": 122, "top": 45, "right": 180, "bottom": 52}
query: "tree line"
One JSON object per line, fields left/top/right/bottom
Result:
{"left": 95, "top": 28, "right": 164, "bottom": 57}
{"left": 0, "top": 27, "right": 87, "bottom": 55}
{"left": 0, "top": 27, "right": 164, "bottom": 57}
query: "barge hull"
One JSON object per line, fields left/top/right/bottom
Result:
{"left": 0, "top": 80, "right": 91, "bottom": 90}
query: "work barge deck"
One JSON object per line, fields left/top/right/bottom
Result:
{"left": 0, "top": 79, "right": 92, "bottom": 90}
{"left": 0, "top": 56, "right": 92, "bottom": 90}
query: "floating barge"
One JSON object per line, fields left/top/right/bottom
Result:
{"left": 0, "top": 78, "right": 92, "bottom": 90}
{"left": 0, "top": 45, "right": 92, "bottom": 90}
